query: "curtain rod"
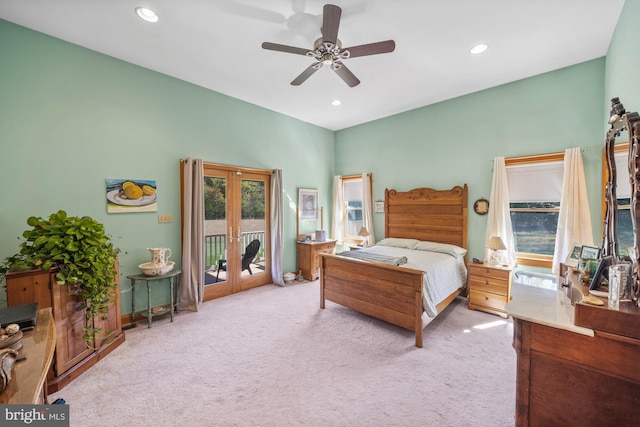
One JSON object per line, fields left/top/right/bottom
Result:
{"left": 498, "top": 147, "right": 589, "bottom": 165}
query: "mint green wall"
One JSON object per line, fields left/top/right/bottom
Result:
{"left": 605, "top": 0, "right": 640, "bottom": 122}
{"left": 2, "top": 2, "right": 637, "bottom": 312}
{"left": 0, "top": 20, "right": 335, "bottom": 311}
{"left": 335, "top": 59, "right": 606, "bottom": 266}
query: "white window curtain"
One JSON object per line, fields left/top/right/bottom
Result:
{"left": 179, "top": 158, "right": 204, "bottom": 311}
{"left": 361, "top": 173, "right": 375, "bottom": 246}
{"left": 486, "top": 157, "right": 517, "bottom": 266}
{"left": 331, "top": 175, "right": 344, "bottom": 242}
{"left": 552, "top": 147, "right": 593, "bottom": 274}
{"left": 270, "top": 169, "right": 284, "bottom": 286}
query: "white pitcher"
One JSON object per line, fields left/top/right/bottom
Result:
{"left": 147, "top": 247, "right": 172, "bottom": 266}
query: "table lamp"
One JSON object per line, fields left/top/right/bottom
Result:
{"left": 358, "top": 226, "right": 370, "bottom": 247}
{"left": 487, "top": 235, "right": 506, "bottom": 265}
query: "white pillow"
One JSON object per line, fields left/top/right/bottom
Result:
{"left": 413, "top": 241, "right": 468, "bottom": 258}
{"left": 376, "top": 238, "right": 420, "bottom": 249}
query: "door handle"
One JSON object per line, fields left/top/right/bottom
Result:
{"left": 228, "top": 227, "right": 233, "bottom": 243}
{"left": 237, "top": 227, "right": 241, "bottom": 243}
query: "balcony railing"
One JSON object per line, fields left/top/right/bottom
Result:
{"left": 204, "top": 231, "right": 266, "bottom": 270}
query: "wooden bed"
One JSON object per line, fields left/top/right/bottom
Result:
{"left": 319, "top": 185, "right": 468, "bottom": 348}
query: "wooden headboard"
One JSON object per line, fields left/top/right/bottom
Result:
{"left": 384, "top": 185, "right": 468, "bottom": 249}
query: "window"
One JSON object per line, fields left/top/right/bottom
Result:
{"left": 506, "top": 153, "right": 564, "bottom": 267}
{"left": 341, "top": 174, "right": 372, "bottom": 243}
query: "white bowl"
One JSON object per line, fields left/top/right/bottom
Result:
{"left": 139, "top": 261, "right": 175, "bottom": 276}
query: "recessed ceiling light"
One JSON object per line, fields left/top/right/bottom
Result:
{"left": 470, "top": 43, "right": 488, "bottom": 55}
{"left": 135, "top": 7, "right": 159, "bottom": 23}
{"left": 331, "top": 99, "right": 341, "bottom": 106}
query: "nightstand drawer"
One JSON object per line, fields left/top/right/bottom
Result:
{"left": 468, "top": 264, "right": 510, "bottom": 281}
{"left": 469, "top": 289, "right": 508, "bottom": 312}
{"left": 469, "top": 276, "right": 509, "bottom": 295}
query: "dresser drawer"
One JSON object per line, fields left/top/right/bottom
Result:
{"left": 468, "top": 264, "right": 510, "bottom": 281}
{"left": 469, "top": 275, "right": 509, "bottom": 296}
{"left": 313, "top": 243, "right": 335, "bottom": 254}
{"left": 469, "top": 289, "right": 508, "bottom": 312}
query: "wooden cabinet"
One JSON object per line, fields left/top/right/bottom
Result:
{"left": 296, "top": 240, "right": 336, "bottom": 281}
{"left": 468, "top": 263, "right": 512, "bottom": 318}
{"left": 5, "top": 268, "right": 124, "bottom": 392}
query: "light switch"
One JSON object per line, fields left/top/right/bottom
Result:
{"left": 158, "top": 214, "right": 173, "bottom": 223}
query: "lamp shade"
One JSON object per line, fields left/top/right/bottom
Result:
{"left": 358, "top": 227, "right": 370, "bottom": 237}
{"left": 487, "top": 236, "right": 506, "bottom": 251}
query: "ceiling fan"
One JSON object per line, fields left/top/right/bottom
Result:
{"left": 261, "top": 4, "right": 395, "bottom": 87}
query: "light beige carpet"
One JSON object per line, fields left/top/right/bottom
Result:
{"left": 50, "top": 281, "right": 516, "bottom": 426}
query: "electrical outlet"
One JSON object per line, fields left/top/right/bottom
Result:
{"left": 158, "top": 214, "right": 173, "bottom": 223}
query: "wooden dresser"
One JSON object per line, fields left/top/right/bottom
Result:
{"left": 0, "top": 308, "right": 55, "bottom": 404}
{"left": 5, "top": 268, "right": 124, "bottom": 392}
{"left": 507, "top": 281, "right": 640, "bottom": 426}
{"left": 468, "top": 263, "right": 512, "bottom": 318}
{"left": 296, "top": 240, "right": 336, "bottom": 281}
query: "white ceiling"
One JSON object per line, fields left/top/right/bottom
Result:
{"left": 0, "top": 0, "right": 626, "bottom": 131}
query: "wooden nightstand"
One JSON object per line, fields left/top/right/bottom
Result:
{"left": 468, "top": 263, "right": 513, "bottom": 318}
{"left": 296, "top": 240, "right": 337, "bottom": 281}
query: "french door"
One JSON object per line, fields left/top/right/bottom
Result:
{"left": 202, "top": 163, "right": 271, "bottom": 301}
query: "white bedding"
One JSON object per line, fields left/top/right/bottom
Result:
{"left": 355, "top": 245, "right": 467, "bottom": 317}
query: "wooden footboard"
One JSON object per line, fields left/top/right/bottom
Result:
{"left": 320, "top": 253, "right": 430, "bottom": 347}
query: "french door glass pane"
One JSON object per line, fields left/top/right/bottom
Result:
{"left": 204, "top": 176, "right": 227, "bottom": 284}
{"left": 239, "top": 178, "right": 266, "bottom": 277}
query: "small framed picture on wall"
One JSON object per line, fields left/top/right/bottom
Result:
{"left": 298, "top": 188, "right": 318, "bottom": 220}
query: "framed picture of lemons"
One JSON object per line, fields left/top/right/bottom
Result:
{"left": 106, "top": 179, "right": 157, "bottom": 213}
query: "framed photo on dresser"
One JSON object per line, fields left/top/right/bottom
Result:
{"left": 589, "top": 256, "right": 613, "bottom": 290}
{"left": 565, "top": 244, "right": 583, "bottom": 268}
{"left": 580, "top": 245, "right": 601, "bottom": 260}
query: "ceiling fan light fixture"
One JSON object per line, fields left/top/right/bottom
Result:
{"left": 322, "top": 53, "right": 334, "bottom": 66}
{"left": 135, "top": 7, "right": 159, "bottom": 23}
{"left": 470, "top": 43, "right": 488, "bottom": 55}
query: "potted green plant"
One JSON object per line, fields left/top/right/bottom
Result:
{"left": 0, "top": 210, "right": 119, "bottom": 348}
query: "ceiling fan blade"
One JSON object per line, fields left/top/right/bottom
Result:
{"left": 262, "top": 42, "right": 310, "bottom": 56}
{"left": 333, "top": 62, "right": 360, "bottom": 87}
{"left": 343, "top": 40, "right": 396, "bottom": 58}
{"left": 291, "top": 64, "right": 320, "bottom": 86}
{"left": 322, "top": 4, "right": 342, "bottom": 46}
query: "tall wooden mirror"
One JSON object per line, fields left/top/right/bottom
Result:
{"left": 602, "top": 97, "right": 640, "bottom": 306}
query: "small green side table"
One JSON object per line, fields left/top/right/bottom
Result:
{"left": 127, "top": 269, "right": 181, "bottom": 328}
